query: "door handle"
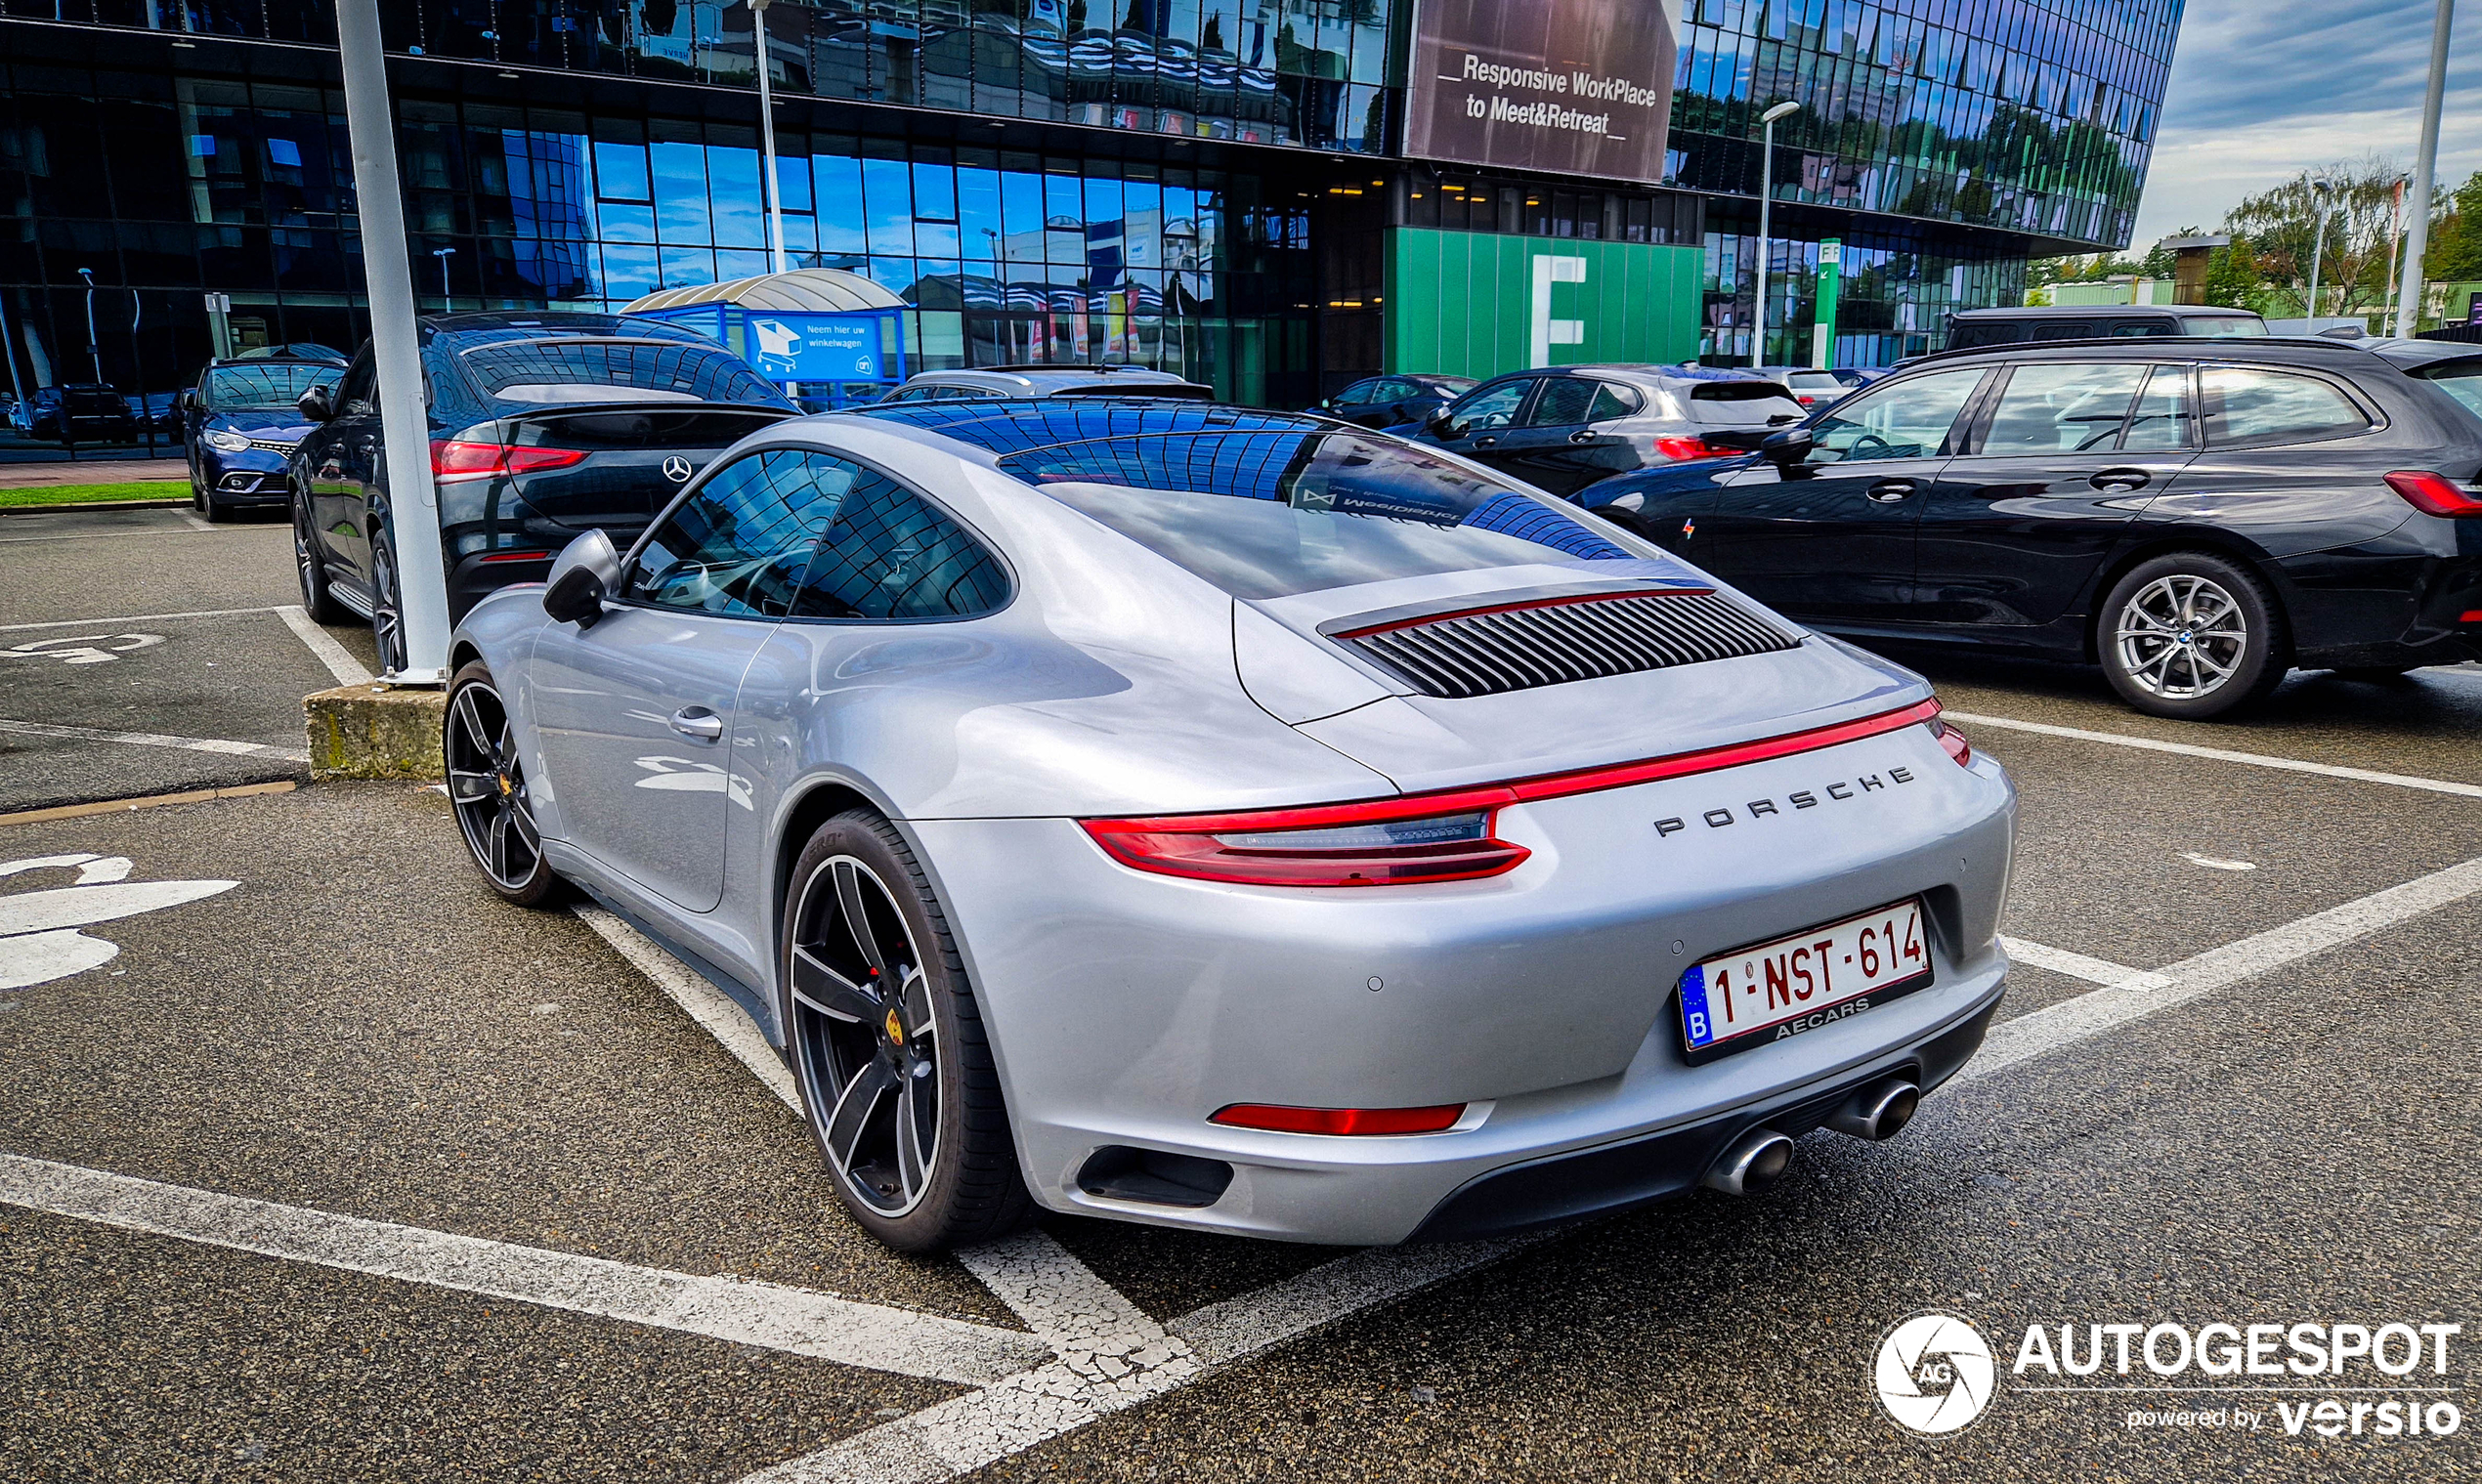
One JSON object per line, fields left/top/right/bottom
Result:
{"left": 668, "top": 706, "right": 724, "bottom": 742}
{"left": 1865, "top": 480, "right": 1916, "bottom": 503}
{"left": 2089, "top": 468, "right": 2152, "bottom": 492}
{"left": 1472, "top": 436, "right": 1498, "bottom": 448}
{"left": 1568, "top": 429, "right": 1598, "bottom": 444}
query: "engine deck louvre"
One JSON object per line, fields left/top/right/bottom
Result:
{"left": 1335, "top": 591, "right": 1803, "bottom": 700}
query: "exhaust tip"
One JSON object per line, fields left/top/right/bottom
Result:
{"left": 1826, "top": 1080, "right": 1921, "bottom": 1141}
{"left": 1701, "top": 1127, "right": 1793, "bottom": 1196}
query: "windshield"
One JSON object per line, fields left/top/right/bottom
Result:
{"left": 204, "top": 363, "right": 332, "bottom": 411}
{"left": 2185, "top": 317, "right": 2269, "bottom": 337}
{"left": 2413, "top": 360, "right": 2482, "bottom": 426}
{"left": 457, "top": 339, "right": 792, "bottom": 406}
{"left": 998, "top": 429, "right": 1644, "bottom": 599}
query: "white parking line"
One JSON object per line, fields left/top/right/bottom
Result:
{"left": 275, "top": 605, "right": 375, "bottom": 686}
{"left": 570, "top": 904, "right": 800, "bottom": 1112}
{"left": 1967, "top": 857, "right": 2482, "bottom": 1084}
{"left": 0, "top": 717, "right": 308, "bottom": 763}
{"left": 1997, "top": 936, "right": 2171, "bottom": 991}
{"left": 0, "top": 607, "right": 288, "bottom": 633}
{"left": 0, "top": 1152, "right": 1048, "bottom": 1385}
{"left": 1945, "top": 710, "right": 2482, "bottom": 800}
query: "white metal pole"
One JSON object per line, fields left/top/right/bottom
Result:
{"left": 337, "top": 0, "right": 452, "bottom": 683}
{"left": 1752, "top": 122, "right": 1774, "bottom": 368}
{"left": 749, "top": 0, "right": 788, "bottom": 276}
{"left": 2396, "top": 0, "right": 2455, "bottom": 339}
{"left": 2304, "top": 184, "right": 2325, "bottom": 325}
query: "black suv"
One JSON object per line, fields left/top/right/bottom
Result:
{"left": 1577, "top": 336, "right": 2482, "bottom": 719}
{"left": 290, "top": 312, "right": 795, "bottom": 671}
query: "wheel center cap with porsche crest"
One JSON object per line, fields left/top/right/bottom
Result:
{"left": 662, "top": 456, "right": 694, "bottom": 482}
{"left": 883, "top": 1008, "right": 906, "bottom": 1046}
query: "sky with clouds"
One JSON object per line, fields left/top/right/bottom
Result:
{"left": 2132, "top": 0, "right": 2481, "bottom": 248}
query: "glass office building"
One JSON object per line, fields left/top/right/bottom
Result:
{"left": 0, "top": 0, "right": 2181, "bottom": 418}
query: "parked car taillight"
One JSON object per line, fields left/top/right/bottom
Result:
{"left": 1082, "top": 793, "right": 1530, "bottom": 887}
{"left": 1652, "top": 436, "right": 1731, "bottom": 460}
{"left": 431, "top": 440, "right": 590, "bottom": 485}
{"left": 2383, "top": 470, "right": 2482, "bottom": 518}
{"left": 1209, "top": 1103, "right": 1468, "bottom": 1134}
{"left": 1933, "top": 720, "right": 1972, "bottom": 767}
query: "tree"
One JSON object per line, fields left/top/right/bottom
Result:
{"left": 2424, "top": 170, "right": 2482, "bottom": 283}
{"left": 2222, "top": 158, "right": 2406, "bottom": 318}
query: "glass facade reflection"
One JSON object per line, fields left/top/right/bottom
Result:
{"left": 0, "top": 0, "right": 2182, "bottom": 426}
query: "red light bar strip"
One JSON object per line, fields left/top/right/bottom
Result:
{"left": 1090, "top": 698, "right": 1944, "bottom": 836}
{"left": 1329, "top": 587, "right": 1716, "bottom": 641}
{"left": 477, "top": 549, "right": 552, "bottom": 564}
{"left": 1209, "top": 1102, "right": 1467, "bottom": 1135}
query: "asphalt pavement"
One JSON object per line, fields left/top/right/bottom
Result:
{"left": 2, "top": 501, "right": 2477, "bottom": 1482}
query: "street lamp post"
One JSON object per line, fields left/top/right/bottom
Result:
{"left": 2304, "top": 183, "right": 2328, "bottom": 326}
{"left": 433, "top": 246, "right": 456, "bottom": 312}
{"left": 1751, "top": 101, "right": 1800, "bottom": 368}
{"left": 2394, "top": 0, "right": 2455, "bottom": 338}
{"left": 748, "top": 0, "right": 789, "bottom": 276}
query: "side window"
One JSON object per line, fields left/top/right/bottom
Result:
{"left": 1806, "top": 368, "right": 1989, "bottom": 464}
{"left": 337, "top": 352, "right": 377, "bottom": 414}
{"left": 622, "top": 447, "right": 840, "bottom": 618}
{"left": 1524, "top": 378, "right": 1599, "bottom": 426}
{"left": 789, "top": 460, "right": 1009, "bottom": 620}
{"left": 2110, "top": 319, "right": 2175, "bottom": 337}
{"left": 2199, "top": 368, "right": 2372, "bottom": 447}
{"left": 1441, "top": 379, "right": 1531, "bottom": 437}
{"left": 1375, "top": 378, "right": 1422, "bottom": 401}
{"left": 2118, "top": 365, "right": 2199, "bottom": 451}
{"left": 1977, "top": 363, "right": 2148, "bottom": 454}
{"left": 1586, "top": 383, "right": 1641, "bottom": 421}
{"left": 1334, "top": 379, "right": 1379, "bottom": 403}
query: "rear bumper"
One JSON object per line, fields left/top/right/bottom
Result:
{"left": 445, "top": 550, "right": 555, "bottom": 625}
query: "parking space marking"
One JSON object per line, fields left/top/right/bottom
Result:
{"left": 0, "top": 606, "right": 290, "bottom": 634}
{"left": 1998, "top": 936, "right": 2171, "bottom": 991}
{"left": 0, "top": 1152, "right": 1050, "bottom": 1386}
{"left": 274, "top": 604, "right": 376, "bottom": 686}
{"left": 0, "top": 716, "right": 308, "bottom": 763}
{"left": 571, "top": 904, "right": 801, "bottom": 1113}
{"left": 1966, "top": 856, "right": 2482, "bottom": 1085}
{"left": 1945, "top": 710, "right": 2482, "bottom": 800}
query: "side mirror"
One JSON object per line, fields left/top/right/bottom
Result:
{"left": 1758, "top": 427, "right": 1816, "bottom": 465}
{"left": 296, "top": 384, "right": 335, "bottom": 422}
{"left": 542, "top": 529, "right": 621, "bottom": 626}
{"left": 176, "top": 390, "right": 195, "bottom": 413}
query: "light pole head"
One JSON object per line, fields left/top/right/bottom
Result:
{"left": 1761, "top": 101, "right": 1801, "bottom": 125}
{"left": 78, "top": 267, "right": 96, "bottom": 285}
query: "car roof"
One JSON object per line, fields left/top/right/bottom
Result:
{"left": 1898, "top": 335, "right": 2436, "bottom": 374}
{"left": 851, "top": 398, "right": 1319, "bottom": 458}
{"left": 904, "top": 365, "right": 1206, "bottom": 391}
{"left": 1949, "top": 304, "right": 2261, "bottom": 320}
{"left": 418, "top": 311, "right": 714, "bottom": 347}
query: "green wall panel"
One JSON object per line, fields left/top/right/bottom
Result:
{"left": 1384, "top": 228, "right": 1702, "bottom": 381}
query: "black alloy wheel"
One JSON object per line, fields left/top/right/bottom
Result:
{"left": 783, "top": 811, "right": 1028, "bottom": 1252}
{"left": 2098, "top": 551, "right": 2289, "bottom": 720}
{"left": 370, "top": 535, "right": 408, "bottom": 676}
{"left": 294, "top": 492, "right": 351, "bottom": 623}
{"left": 444, "top": 660, "right": 561, "bottom": 906}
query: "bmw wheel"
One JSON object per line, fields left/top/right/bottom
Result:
{"left": 445, "top": 660, "right": 562, "bottom": 906}
{"left": 294, "top": 492, "right": 351, "bottom": 624}
{"left": 783, "top": 811, "right": 1028, "bottom": 1252}
{"left": 370, "top": 534, "right": 408, "bottom": 676}
{"left": 2099, "top": 552, "right": 2288, "bottom": 720}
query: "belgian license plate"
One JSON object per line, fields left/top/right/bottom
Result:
{"left": 1677, "top": 899, "right": 1932, "bottom": 1064}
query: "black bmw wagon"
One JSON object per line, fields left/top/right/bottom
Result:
{"left": 1577, "top": 336, "right": 2482, "bottom": 718}
{"left": 290, "top": 312, "right": 795, "bottom": 673}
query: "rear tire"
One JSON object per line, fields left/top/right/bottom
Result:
{"left": 2098, "top": 552, "right": 2289, "bottom": 720}
{"left": 294, "top": 491, "right": 351, "bottom": 624}
{"left": 370, "top": 534, "right": 408, "bottom": 676}
{"left": 782, "top": 810, "right": 1030, "bottom": 1253}
{"left": 444, "top": 660, "right": 564, "bottom": 908}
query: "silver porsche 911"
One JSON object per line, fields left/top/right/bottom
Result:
{"left": 444, "top": 400, "right": 2015, "bottom": 1252}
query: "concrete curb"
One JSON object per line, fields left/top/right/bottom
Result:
{"left": 304, "top": 683, "right": 445, "bottom": 782}
{"left": 0, "top": 498, "right": 193, "bottom": 514}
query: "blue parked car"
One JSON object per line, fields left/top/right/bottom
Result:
{"left": 182, "top": 359, "right": 346, "bottom": 522}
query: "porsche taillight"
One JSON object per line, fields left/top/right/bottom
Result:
{"left": 1081, "top": 793, "right": 1529, "bottom": 887}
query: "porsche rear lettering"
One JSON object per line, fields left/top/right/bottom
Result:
{"left": 1653, "top": 765, "right": 1916, "bottom": 837}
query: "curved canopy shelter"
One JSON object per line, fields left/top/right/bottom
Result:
{"left": 623, "top": 270, "right": 909, "bottom": 407}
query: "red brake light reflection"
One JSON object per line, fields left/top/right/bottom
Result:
{"left": 1209, "top": 1103, "right": 1467, "bottom": 1135}
{"left": 1653, "top": 435, "right": 1729, "bottom": 460}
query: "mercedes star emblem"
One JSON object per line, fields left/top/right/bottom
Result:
{"left": 662, "top": 456, "right": 694, "bottom": 483}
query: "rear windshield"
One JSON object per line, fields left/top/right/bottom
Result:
{"left": 457, "top": 339, "right": 791, "bottom": 406}
{"left": 203, "top": 363, "right": 332, "bottom": 410}
{"left": 1685, "top": 381, "right": 1806, "bottom": 425}
{"left": 2184, "top": 317, "right": 2269, "bottom": 337}
{"left": 64, "top": 390, "right": 127, "bottom": 412}
{"left": 2412, "top": 360, "right": 2482, "bottom": 426}
{"left": 996, "top": 429, "right": 1643, "bottom": 599}
{"left": 1052, "top": 383, "right": 1215, "bottom": 401}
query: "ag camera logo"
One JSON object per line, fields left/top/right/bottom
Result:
{"left": 1876, "top": 1311, "right": 1997, "bottom": 1434}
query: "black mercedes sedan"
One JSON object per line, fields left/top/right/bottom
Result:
{"left": 1575, "top": 337, "right": 2482, "bottom": 719}
{"left": 290, "top": 312, "right": 795, "bottom": 671}
{"left": 1314, "top": 373, "right": 1476, "bottom": 430}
